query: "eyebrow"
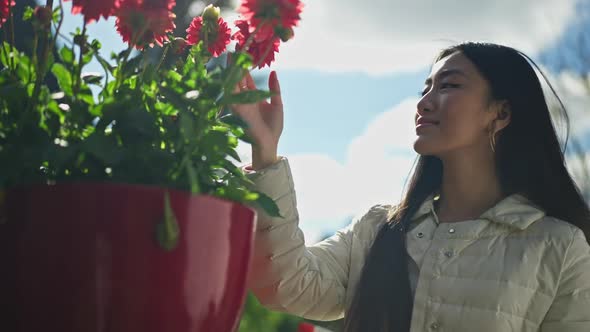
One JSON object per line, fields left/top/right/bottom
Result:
{"left": 424, "top": 69, "right": 468, "bottom": 85}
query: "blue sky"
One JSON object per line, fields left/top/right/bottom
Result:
{"left": 57, "top": 0, "right": 590, "bottom": 243}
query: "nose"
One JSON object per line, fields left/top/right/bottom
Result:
{"left": 416, "top": 91, "right": 434, "bottom": 118}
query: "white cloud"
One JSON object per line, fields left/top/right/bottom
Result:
{"left": 290, "top": 98, "right": 420, "bottom": 242}
{"left": 551, "top": 71, "right": 590, "bottom": 139}
{"left": 272, "top": 0, "right": 577, "bottom": 74}
{"left": 565, "top": 152, "right": 590, "bottom": 201}
{"left": 237, "top": 97, "right": 420, "bottom": 243}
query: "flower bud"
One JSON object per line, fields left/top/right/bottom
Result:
{"left": 170, "top": 37, "right": 188, "bottom": 55}
{"left": 74, "top": 34, "right": 89, "bottom": 54}
{"left": 202, "top": 4, "right": 221, "bottom": 23}
{"left": 33, "top": 6, "right": 52, "bottom": 30}
{"left": 275, "top": 26, "right": 294, "bottom": 42}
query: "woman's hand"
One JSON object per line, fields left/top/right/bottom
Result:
{"left": 230, "top": 70, "right": 284, "bottom": 170}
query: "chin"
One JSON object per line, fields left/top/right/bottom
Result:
{"left": 413, "top": 137, "right": 439, "bottom": 156}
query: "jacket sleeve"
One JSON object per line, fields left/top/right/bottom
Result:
{"left": 243, "top": 156, "right": 375, "bottom": 321}
{"left": 540, "top": 228, "right": 590, "bottom": 332}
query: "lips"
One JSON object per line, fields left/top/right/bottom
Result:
{"left": 416, "top": 117, "right": 439, "bottom": 127}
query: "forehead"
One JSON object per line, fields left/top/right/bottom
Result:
{"left": 426, "top": 51, "right": 476, "bottom": 82}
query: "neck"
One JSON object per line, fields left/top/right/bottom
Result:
{"left": 435, "top": 147, "right": 504, "bottom": 223}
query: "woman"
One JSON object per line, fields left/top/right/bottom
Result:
{"left": 231, "top": 42, "right": 590, "bottom": 332}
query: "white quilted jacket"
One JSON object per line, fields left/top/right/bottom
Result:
{"left": 244, "top": 157, "right": 590, "bottom": 332}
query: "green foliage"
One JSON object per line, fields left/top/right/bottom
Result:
{"left": 0, "top": 13, "right": 280, "bottom": 218}
{"left": 238, "top": 293, "right": 301, "bottom": 332}
{"left": 156, "top": 192, "right": 180, "bottom": 251}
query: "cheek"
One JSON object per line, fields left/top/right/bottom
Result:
{"left": 414, "top": 103, "right": 487, "bottom": 155}
{"left": 440, "top": 108, "right": 488, "bottom": 147}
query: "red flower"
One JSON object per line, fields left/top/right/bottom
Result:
{"left": 237, "top": 0, "right": 303, "bottom": 41}
{"left": 186, "top": 16, "right": 231, "bottom": 57}
{"left": 0, "top": 0, "right": 15, "bottom": 28}
{"left": 115, "top": 0, "right": 176, "bottom": 50}
{"left": 142, "top": 0, "right": 176, "bottom": 10}
{"left": 233, "top": 19, "right": 280, "bottom": 69}
{"left": 66, "top": 0, "right": 119, "bottom": 23}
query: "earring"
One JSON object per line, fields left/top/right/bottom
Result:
{"left": 489, "top": 129, "right": 497, "bottom": 153}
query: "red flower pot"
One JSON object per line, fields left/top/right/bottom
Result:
{"left": 0, "top": 183, "right": 257, "bottom": 332}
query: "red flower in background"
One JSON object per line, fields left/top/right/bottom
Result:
{"left": 237, "top": 0, "right": 303, "bottom": 41}
{"left": 66, "top": 0, "right": 119, "bottom": 23}
{"left": 233, "top": 19, "right": 280, "bottom": 69}
{"left": 186, "top": 16, "right": 231, "bottom": 57}
{"left": 0, "top": 0, "right": 15, "bottom": 28}
{"left": 142, "top": 0, "right": 176, "bottom": 10}
{"left": 115, "top": 0, "right": 176, "bottom": 49}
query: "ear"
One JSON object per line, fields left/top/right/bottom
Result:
{"left": 490, "top": 100, "right": 511, "bottom": 133}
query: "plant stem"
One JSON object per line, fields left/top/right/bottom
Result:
{"left": 115, "top": 45, "right": 133, "bottom": 92}
{"left": 28, "top": 0, "right": 63, "bottom": 118}
{"left": 9, "top": 3, "right": 14, "bottom": 48}
{"left": 73, "top": 23, "right": 87, "bottom": 98}
{"left": 93, "top": 53, "right": 110, "bottom": 100}
{"left": 222, "top": 23, "right": 262, "bottom": 88}
{"left": 30, "top": 34, "right": 38, "bottom": 83}
{"left": 7, "top": 0, "right": 14, "bottom": 70}
{"left": 46, "top": 0, "right": 64, "bottom": 61}
{"left": 155, "top": 45, "right": 169, "bottom": 73}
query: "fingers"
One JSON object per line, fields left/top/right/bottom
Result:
{"left": 245, "top": 70, "right": 256, "bottom": 90}
{"left": 269, "top": 71, "right": 282, "bottom": 107}
{"left": 236, "top": 70, "right": 255, "bottom": 93}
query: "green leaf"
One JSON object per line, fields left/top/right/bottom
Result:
{"left": 233, "top": 51, "right": 253, "bottom": 68}
{"left": 121, "top": 54, "right": 142, "bottom": 76}
{"left": 0, "top": 42, "right": 11, "bottom": 68}
{"left": 52, "top": 6, "right": 61, "bottom": 24}
{"left": 59, "top": 47, "right": 74, "bottom": 65}
{"left": 221, "top": 53, "right": 252, "bottom": 93}
{"left": 160, "top": 86, "right": 190, "bottom": 110}
{"left": 237, "top": 132, "right": 255, "bottom": 145}
{"left": 96, "top": 54, "right": 114, "bottom": 75}
{"left": 220, "top": 89, "right": 274, "bottom": 106}
{"left": 23, "top": 6, "right": 34, "bottom": 21}
{"left": 254, "top": 191, "right": 282, "bottom": 218}
{"left": 81, "top": 72, "right": 103, "bottom": 85}
{"left": 15, "top": 52, "right": 34, "bottom": 84}
{"left": 167, "top": 70, "right": 183, "bottom": 83}
{"left": 226, "top": 147, "right": 242, "bottom": 162}
{"left": 179, "top": 112, "right": 196, "bottom": 142}
{"left": 90, "top": 39, "right": 102, "bottom": 52}
{"left": 51, "top": 63, "right": 73, "bottom": 96}
{"left": 155, "top": 192, "right": 180, "bottom": 251}
{"left": 185, "top": 162, "right": 201, "bottom": 194}
{"left": 219, "top": 113, "right": 249, "bottom": 130}
{"left": 81, "top": 133, "right": 124, "bottom": 164}
{"left": 77, "top": 85, "right": 95, "bottom": 105}
{"left": 82, "top": 52, "right": 93, "bottom": 66}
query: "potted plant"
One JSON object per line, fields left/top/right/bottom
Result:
{"left": 0, "top": 0, "right": 302, "bottom": 331}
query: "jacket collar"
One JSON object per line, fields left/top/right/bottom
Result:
{"left": 411, "top": 193, "right": 546, "bottom": 230}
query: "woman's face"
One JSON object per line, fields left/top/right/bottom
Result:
{"left": 413, "top": 51, "right": 497, "bottom": 157}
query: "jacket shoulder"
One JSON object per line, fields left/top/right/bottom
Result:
{"left": 348, "top": 204, "right": 392, "bottom": 246}
{"left": 528, "top": 215, "right": 582, "bottom": 241}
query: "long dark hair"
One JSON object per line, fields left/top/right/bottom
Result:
{"left": 342, "top": 42, "right": 590, "bottom": 332}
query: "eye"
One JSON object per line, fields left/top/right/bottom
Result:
{"left": 440, "top": 82, "right": 460, "bottom": 89}
{"left": 419, "top": 86, "right": 429, "bottom": 97}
